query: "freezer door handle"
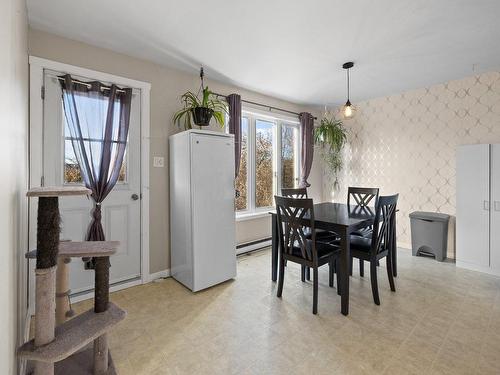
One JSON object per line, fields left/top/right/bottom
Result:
{"left": 484, "top": 200, "right": 490, "bottom": 211}
{"left": 494, "top": 201, "right": 500, "bottom": 212}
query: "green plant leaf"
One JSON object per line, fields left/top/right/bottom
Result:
{"left": 314, "top": 116, "right": 348, "bottom": 186}
{"left": 173, "top": 86, "right": 228, "bottom": 129}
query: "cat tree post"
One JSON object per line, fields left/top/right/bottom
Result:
{"left": 55, "top": 256, "right": 72, "bottom": 325}
{"left": 34, "top": 196, "right": 60, "bottom": 375}
{"left": 93, "top": 256, "right": 110, "bottom": 373}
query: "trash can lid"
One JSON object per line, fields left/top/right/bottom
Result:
{"left": 409, "top": 211, "right": 450, "bottom": 222}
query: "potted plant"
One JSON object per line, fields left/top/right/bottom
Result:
{"left": 314, "top": 116, "right": 348, "bottom": 190}
{"left": 173, "top": 68, "right": 228, "bottom": 130}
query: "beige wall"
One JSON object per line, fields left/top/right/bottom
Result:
{"left": 324, "top": 71, "right": 500, "bottom": 257}
{"left": 0, "top": 0, "right": 29, "bottom": 373}
{"left": 28, "top": 29, "right": 323, "bottom": 273}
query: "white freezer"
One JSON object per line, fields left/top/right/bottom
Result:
{"left": 170, "top": 129, "right": 237, "bottom": 291}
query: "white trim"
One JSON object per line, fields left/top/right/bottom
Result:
{"left": 27, "top": 57, "right": 151, "bottom": 313}
{"left": 70, "top": 278, "right": 142, "bottom": 304}
{"left": 236, "top": 211, "right": 270, "bottom": 222}
{"left": 29, "top": 56, "right": 151, "bottom": 91}
{"left": 238, "top": 108, "right": 302, "bottom": 216}
{"left": 242, "top": 107, "right": 300, "bottom": 124}
{"left": 147, "top": 269, "right": 171, "bottom": 282}
{"left": 140, "top": 77, "right": 151, "bottom": 284}
{"left": 66, "top": 269, "right": 171, "bottom": 304}
{"left": 19, "top": 311, "right": 31, "bottom": 375}
{"left": 236, "top": 240, "right": 271, "bottom": 255}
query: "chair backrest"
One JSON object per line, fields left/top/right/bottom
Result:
{"left": 274, "top": 195, "right": 317, "bottom": 263}
{"left": 281, "top": 187, "right": 308, "bottom": 199}
{"left": 347, "top": 187, "right": 379, "bottom": 208}
{"left": 370, "top": 194, "right": 398, "bottom": 256}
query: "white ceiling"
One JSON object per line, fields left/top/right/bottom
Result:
{"left": 27, "top": 0, "right": 500, "bottom": 106}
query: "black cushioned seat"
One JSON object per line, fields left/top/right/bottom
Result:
{"left": 349, "top": 235, "right": 372, "bottom": 252}
{"left": 351, "top": 227, "right": 373, "bottom": 238}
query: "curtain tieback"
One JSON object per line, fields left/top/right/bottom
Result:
{"left": 92, "top": 204, "right": 102, "bottom": 221}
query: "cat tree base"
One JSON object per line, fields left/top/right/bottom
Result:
{"left": 55, "top": 347, "right": 117, "bottom": 375}
{"left": 26, "top": 346, "right": 117, "bottom": 375}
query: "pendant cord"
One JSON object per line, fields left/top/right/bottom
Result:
{"left": 347, "top": 68, "right": 350, "bottom": 102}
{"left": 197, "top": 66, "right": 205, "bottom": 97}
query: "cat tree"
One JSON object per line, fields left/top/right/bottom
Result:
{"left": 18, "top": 187, "right": 126, "bottom": 375}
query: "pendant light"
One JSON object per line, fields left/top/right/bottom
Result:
{"left": 342, "top": 62, "right": 355, "bottom": 119}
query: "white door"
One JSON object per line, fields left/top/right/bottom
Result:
{"left": 41, "top": 69, "right": 142, "bottom": 295}
{"left": 456, "top": 144, "right": 490, "bottom": 267}
{"left": 490, "top": 144, "right": 500, "bottom": 271}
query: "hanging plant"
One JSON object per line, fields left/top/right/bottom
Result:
{"left": 314, "top": 116, "right": 348, "bottom": 190}
{"left": 173, "top": 68, "right": 228, "bottom": 130}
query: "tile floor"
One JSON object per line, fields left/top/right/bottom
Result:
{"left": 73, "top": 248, "right": 500, "bottom": 375}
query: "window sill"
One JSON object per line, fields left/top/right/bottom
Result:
{"left": 235, "top": 211, "right": 272, "bottom": 222}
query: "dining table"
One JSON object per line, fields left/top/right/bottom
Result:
{"left": 269, "top": 202, "right": 397, "bottom": 316}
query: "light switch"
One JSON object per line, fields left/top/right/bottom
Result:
{"left": 153, "top": 156, "right": 164, "bottom": 168}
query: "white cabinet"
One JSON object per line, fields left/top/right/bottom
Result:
{"left": 456, "top": 144, "right": 500, "bottom": 276}
{"left": 169, "top": 130, "right": 237, "bottom": 291}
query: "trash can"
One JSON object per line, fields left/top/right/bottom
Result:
{"left": 409, "top": 211, "right": 450, "bottom": 262}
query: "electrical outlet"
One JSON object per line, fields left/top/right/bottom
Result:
{"left": 153, "top": 156, "right": 164, "bottom": 168}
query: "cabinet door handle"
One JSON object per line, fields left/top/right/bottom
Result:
{"left": 495, "top": 201, "right": 500, "bottom": 211}
{"left": 484, "top": 200, "right": 490, "bottom": 211}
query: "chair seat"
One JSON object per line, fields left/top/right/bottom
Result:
{"left": 351, "top": 227, "right": 372, "bottom": 238}
{"left": 350, "top": 235, "right": 372, "bottom": 252}
{"left": 291, "top": 239, "right": 339, "bottom": 259}
{"left": 303, "top": 228, "right": 338, "bottom": 240}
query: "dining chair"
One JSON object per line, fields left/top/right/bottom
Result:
{"left": 281, "top": 188, "right": 337, "bottom": 281}
{"left": 348, "top": 187, "right": 379, "bottom": 276}
{"left": 347, "top": 186, "right": 379, "bottom": 208}
{"left": 281, "top": 187, "right": 308, "bottom": 199}
{"left": 275, "top": 195, "right": 340, "bottom": 314}
{"left": 349, "top": 194, "right": 398, "bottom": 305}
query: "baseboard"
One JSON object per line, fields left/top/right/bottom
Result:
{"left": 147, "top": 269, "right": 171, "bottom": 282}
{"left": 237, "top": 239, "right": 271, "bottom": 255}
{"left": 456, "top": 261, "right": 500, "bottom": 277}
{"left": 70, "top": 278, "right": 142, "bottom": 303}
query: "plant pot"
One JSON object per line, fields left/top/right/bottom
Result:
{"left": 192, "top": 107, "right": 214, "bottom": 127}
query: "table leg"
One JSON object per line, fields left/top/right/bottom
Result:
{"left": 391, "top": 213, "right": 397, "bottom": 277}
{"left": 271, "top": 214, "right": 278, "bottom": 282}
{"left": 340, "top": 228, "right": 350, "bottom": 316}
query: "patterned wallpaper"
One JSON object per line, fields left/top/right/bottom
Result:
{"left": 322, "top": 71, "right": 500, "bottom": 256}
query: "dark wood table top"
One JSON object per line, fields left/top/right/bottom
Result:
{"left": 270, "top": 202, "right": 376, "bottom": 231}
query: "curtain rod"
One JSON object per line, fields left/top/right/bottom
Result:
{"left": 212, "top": 92, "right": 317, "bottom": 120}
{"left": 55, "top": 76, "right": 128, "bottom": 94}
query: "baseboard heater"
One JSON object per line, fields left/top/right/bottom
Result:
{"left": 237, "top": 238, "right": 272, "bottom": 255}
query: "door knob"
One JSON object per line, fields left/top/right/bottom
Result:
{"left": 131, "top": 193, "right": 139, "bottom": 201}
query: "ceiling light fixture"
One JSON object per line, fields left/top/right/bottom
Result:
{"left": 342, "top": 62, "right": 355, "bottom": 119}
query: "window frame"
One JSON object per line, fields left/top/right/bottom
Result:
{"left": 232, "top": 107, "right": 301, "bottom": 219}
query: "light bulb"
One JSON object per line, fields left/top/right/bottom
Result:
{"left": 344, "top": 104, "right": 353, "bottom": 118}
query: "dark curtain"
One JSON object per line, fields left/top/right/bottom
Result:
{"left": 299, "top": 112, "right": 314, "bottom": 188}
{"left": 226, "top": 93, "right": 242, "bottom": 178}
{"left": 60, "top": 74, "right": 132, "bottom": 242}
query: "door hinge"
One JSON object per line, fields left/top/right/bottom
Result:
{"left": 41, "top": 86, "right": 45, "bottom": 100}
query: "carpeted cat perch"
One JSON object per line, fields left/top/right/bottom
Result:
{"left": 18, "top": 187, "right": 126, "bottom": 375}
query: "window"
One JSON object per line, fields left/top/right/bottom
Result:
{"left": 234, "top": 109, "right": 301, "bottom": 216}
{"left": 255, "top": 119, "right": 275, "bottom": 208}
{"left": 63, "top": 97, "right": 128, "bottom": 184}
